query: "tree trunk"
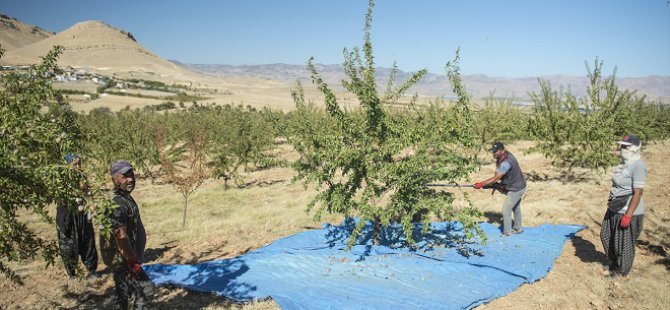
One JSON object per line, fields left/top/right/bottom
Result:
{"left": 182, "top": 195, "right": 188, "bottom": 228}
{"left": 148, "top": 170, "right": 155, "bottom": 185}
{"left": 373, "top": 216, "right": 380, "bottom": 245}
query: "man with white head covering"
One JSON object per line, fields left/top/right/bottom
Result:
{"left": 600, "top": 134, "right": 647, "bottom": 277}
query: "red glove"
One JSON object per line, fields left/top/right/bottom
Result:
{"left": 620, "top": 215, "right": 632, "bottom": 228}
{"left": 473, "top": 182, "right": 485, "bottom": 189}
{"left": 127, "top": 259, "right": 142, "bottom": 276}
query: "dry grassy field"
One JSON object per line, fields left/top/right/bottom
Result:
{"left": 63, "top": 78, "right": 444, "bottom": 114}
{"left": 2, "top": 140, "right": 668, "bottom": 309}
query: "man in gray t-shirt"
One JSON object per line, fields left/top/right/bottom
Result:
{"left": 473, "top": 142, "right": 527, "bottom": 236}
{"left": 609, "top": 159, "right": 647, "bottom": 215}
{"left": 601, "top": 134, "right": 648, "bottom": 277}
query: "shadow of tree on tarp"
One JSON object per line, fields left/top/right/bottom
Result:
{"left": 144, "top": 257, "right": 256, "bottom": 302}
{"left": 323, "top": 217, "right": 484, "bottom": 262}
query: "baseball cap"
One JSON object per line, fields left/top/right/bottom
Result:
{"left": 617, "top": 135, "right": 641, "bottom": 147}
{"left": 110, "top": 160, "right": 133, "bottom": 176}
{"left": 490, "top": 142, "right": 505, "bottom": 153}
{"left": 65, "top": 154, "right": 80, "bottom": 164}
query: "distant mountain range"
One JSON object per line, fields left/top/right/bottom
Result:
{"left": 1, "top": 13, "right": 667, "bottom": 104}
{"left": 174, "top": 62, "right": 670, "bottom": 102}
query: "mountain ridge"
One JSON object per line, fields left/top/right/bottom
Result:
{"left": 173, "top": 62, "right": 670, "bottom": 102}
{"left": 0, "top": 14, "right": 54, "bottom": 51}
{"left": 1, "top": 13, "right": 667, "bottom": 103}
{"left": 0, "top": 19, "right": 218, "bottom": 85}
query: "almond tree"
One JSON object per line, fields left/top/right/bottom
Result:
{"left": 528, "top": 59, "right": 633, "bottom": 175}
{"left": 291, "top": 0, "right": 483, "bottom": 247}
{"left": 210, "top": 104, "right": 283, "bottom": 188}
{"left": 0, "top": 46, "right": 112, "bottom": 282}
{"left": 471, "top": 97, "right": 530, "bottom": 158}
{"left": 156, "top": 112, "right": 208, "bottom": 228}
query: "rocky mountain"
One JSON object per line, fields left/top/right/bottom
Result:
{"left": 0, "top": 14, "right": 54, "bottom": 51}
{"left": 177, "top": 62, "right": 670, "bottom": 103}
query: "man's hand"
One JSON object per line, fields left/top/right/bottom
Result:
{"left": 127, "top": 259, "right": 142, "bottom": 276}
{"left": 620, "top": 215, "right": 632, "bottom": 228}
{"left": 473, "top": 182, "right": 485, "bottom": 189}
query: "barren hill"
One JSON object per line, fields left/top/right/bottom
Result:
{"left": 0, "top": 20, "right": 201, "bottom": 82}
{"left": 0, "top": 19, "right": 295, "bottom": 100}
{"left": 0, "top": 14, "right": 53, "bottom": 51}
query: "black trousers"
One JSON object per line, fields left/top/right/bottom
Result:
{"left": 600, "top": 210, "right": 644, "bottom": 276}
{"left": 111, "top": 264, "right": 155, "bottom": 310}
{"left": 56, "top": 206, "right": 98, "bottom": 277}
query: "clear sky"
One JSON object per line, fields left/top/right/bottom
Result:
{"left": 2, "top": 0, "right": 669, "bottom": 77}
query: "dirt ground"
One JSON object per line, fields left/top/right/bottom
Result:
{"left": 1, "top": 140, "right": 668, "bottom": 310}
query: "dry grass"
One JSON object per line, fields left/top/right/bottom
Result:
{"left": 53, "top": 80, "right": 100, "bottom": 93}
{"left": 1, "top": 141, "right": 668, "bottom": 309}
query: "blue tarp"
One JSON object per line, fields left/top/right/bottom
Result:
{"left": 144, "top": 220, "right": 584, "bottom": 310}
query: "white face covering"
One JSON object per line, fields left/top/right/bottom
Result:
{"left": 620, "top": 144, "right": 641, "bottom": 165}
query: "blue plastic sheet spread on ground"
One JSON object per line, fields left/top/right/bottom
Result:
{"left": 144, "top": 220, "right": 584, "bottom": 310}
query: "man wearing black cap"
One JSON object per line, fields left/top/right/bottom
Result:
{"left": 100, "top": 160, "right": 154, "bottom": 309}
{"left": 56, "top": 154, "right": 98, "bottom": 279}
{"left": 473, "top": 142, "right": 527, "bottom": 236}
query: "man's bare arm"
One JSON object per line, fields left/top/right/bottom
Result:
{"left": 480, "top": 172, "right": 504, "bottom": 187}
{"left": 113, "top": 226, "right": 138, "bottom": 263}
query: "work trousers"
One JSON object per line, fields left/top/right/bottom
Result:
{"left": 600, "top": 210, "right": 644, "bottom": 276}
{"left": 501, "top": 187, "right": 525, "bottom": 235}
{"left": 111, "top": 263, "right": 155, "bottom": 310}
{"left": 56, "top": 206, "right": 98, "bottom": 277}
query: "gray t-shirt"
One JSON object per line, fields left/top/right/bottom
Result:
{"left": 610, "top": 159, "right": 647, "bottom": 215}
{"left": 497, "top": 161, "right": 511, "bottom": 174}
{"left": 495, "top": 153, "right": 526, "bottom": 192}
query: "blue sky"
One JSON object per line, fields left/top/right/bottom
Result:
{"left": 2, "top": 0, "right": 669, "bottom": 77}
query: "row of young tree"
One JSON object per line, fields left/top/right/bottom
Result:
{"left": 77, "top": 67, "right": 670, "bottom": 189}
{"left": 3, "top": 0, "right": 670, "bottom": 282}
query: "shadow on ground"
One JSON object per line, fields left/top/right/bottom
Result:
{"left": 158, "top": 241, "right": 234, "bottom": 264}
{"left": 637, "top": 239, "right": 670, "bottom": 271}
{"left": 56, "top": 280, "right": 243, "bottom": 309}
{"left": 571, "top": 235, "right": 609, "bottom": 265}
{"left": 144, "top": 243, "right": 178, "bottom": 263}
{"left": 482, "top": 211, "right": 503, "bottom": 226}
{"left": 525, "top": 170, "right": 595, "bottom": 184}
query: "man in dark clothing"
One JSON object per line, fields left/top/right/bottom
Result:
{"left": 56, "top": 154, "right": 98, "bottom": 278}
{"left": 100, "top": 160, "right": 154, "bottom": 310}
{"left": 473, "top": 142, "right": 528, "bottom": 236}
